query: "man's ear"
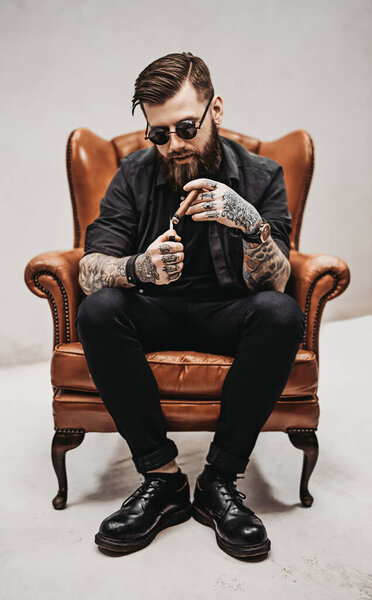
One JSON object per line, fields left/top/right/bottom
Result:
{"left": 212, "top": 95, "right": 223, "bottom": 127}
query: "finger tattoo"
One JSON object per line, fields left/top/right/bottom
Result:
{"left": 203, "top": 201, "right": 217, "bottom": 211}
{"left": 163, "top": 264, "right": 179, "bottom": 273}
{"left": 167, "top": 272, "right": 180, "bottom": 281}
{"left": 159, "top": 243, "right": 171, "bottom": 254}
{"left": 205, "top": 211, "right": 220, "bottom": 219}
{"left": 204, "top": 179, "right": 218, "bottom": 189}
{"left": 162, "top": 254, "right": 177, "bottom": 263}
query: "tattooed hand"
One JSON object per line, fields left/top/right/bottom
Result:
{"left": 135, "top": 229, "right": 184, "bottom": 285}
{"left": 182, "top": 178, "right": 262, "bottom": 234}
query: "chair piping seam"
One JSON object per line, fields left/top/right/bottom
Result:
{"left": 66, "top": 129, "right": 81, "bottom": 248}
{"left": 295, "top": 132, "right": 315, "bottom": 250}
{"left": 33, "top": 270, "right": 70, "bottom": 344}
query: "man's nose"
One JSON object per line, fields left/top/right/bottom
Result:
{"left": 168, "top": 132, "right": 187, "bottom": 154}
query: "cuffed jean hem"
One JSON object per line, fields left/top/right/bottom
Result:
{"left": 206, "top": 441, "right": 249, "bottom": 474}
{"left": 132, "top": 439, "right": 179, "bottom": 475}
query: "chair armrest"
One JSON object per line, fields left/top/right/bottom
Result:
{"left": 24, "top": 248, "right": 85, "bottom": 348}
{"left": 288, "top": 249, "right": 351, "bottom": 361}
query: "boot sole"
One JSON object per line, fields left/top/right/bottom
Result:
{"left": 95, "top": 503, "right": 192, "bottom": 553}
{"left": 192, "top": 504, "right": 271, "bottom": 558}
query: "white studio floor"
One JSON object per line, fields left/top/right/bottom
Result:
{"left": 1, "top": 315, "right": 371, "bottom": 600}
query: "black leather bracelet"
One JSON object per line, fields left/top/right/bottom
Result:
{"left": 125, "top": 253, "right": 143, "bottom": 286}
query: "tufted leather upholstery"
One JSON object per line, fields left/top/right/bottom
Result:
{"left": 24, "top": 126, "right": 350, "bottom": 509}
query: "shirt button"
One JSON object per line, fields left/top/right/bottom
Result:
{"left": 138, "top": 288, "right": 144, "bottom": 293}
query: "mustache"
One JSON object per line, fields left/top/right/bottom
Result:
{"left": 167, "top": 152, "right": 195, "bottom": 159}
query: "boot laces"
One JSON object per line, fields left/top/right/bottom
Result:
{"left": 215, "top": 475, "right": 246, "bottom": 503}
{"left": 121, "top": 477, "right": 165, "bottom": 507}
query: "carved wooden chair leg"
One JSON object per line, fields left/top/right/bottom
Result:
{"left": 287, "top": 428, "right": 319, "bottom": 507}
{"left": 51, "top": 428, "right": 85, "bottom": 510}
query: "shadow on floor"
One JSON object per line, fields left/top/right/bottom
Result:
{"left": 72, "top": 438, "right": 299, "bottom": 514}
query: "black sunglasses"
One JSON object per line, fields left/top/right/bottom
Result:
{"left": 144, "top": 94, "right": 214, "bottom": 146}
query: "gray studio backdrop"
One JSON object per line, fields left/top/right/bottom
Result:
{"left": 1, "top": 0, "right": 371, "bottom": 366}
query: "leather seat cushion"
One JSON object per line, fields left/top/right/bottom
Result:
{"left": 51, "top": 342, "right": 318, "bottom": 398}
{"left": 52, "top": 389, "right": 320, "bottom": 432}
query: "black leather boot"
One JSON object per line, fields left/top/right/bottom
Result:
{"left": 95, "top": 469, "right": 191, "bottom": 553}
{"left": 192, "top": 469, "right": 270, "bottom": 559}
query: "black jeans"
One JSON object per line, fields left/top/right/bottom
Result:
{"left": 75, "top": 287, "right": 305, "bottom": 475}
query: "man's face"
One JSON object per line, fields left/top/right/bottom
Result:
{"left": 143, "top": 80, "right": 223, "bottom": 193}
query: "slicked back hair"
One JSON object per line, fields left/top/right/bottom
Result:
{"left": 131, "top": 52, "right": 214, "bottom": 118}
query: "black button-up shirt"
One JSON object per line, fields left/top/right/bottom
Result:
{"left": 84, "top": 135, "right": 292, "bottom": 299}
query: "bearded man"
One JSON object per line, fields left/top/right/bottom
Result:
{"left": 76, "top": 51, "right": 305, "bottom": 559}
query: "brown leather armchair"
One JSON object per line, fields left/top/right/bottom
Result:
{"left": 24, "top": 127, "right": 350, "bottom": 510}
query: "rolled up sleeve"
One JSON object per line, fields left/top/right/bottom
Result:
{"left": 84, "top": 160, "right": 138, "bottom": 258}
{"left": 258, "top": 165, "right": 292, "bottom": 260}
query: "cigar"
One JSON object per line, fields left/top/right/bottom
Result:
{"left": 170, "top": 189, "right": 199, "bottom": 225}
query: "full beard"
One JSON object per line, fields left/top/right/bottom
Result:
{"left": 155, "top": 120, "right": 223, "bottom": 194}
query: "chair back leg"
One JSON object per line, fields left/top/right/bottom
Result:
{"left": 287, "top": 428, "right": 319, "bottom": 507}
{"left": 51, "top": 428, "right": 85, "bottom": 509}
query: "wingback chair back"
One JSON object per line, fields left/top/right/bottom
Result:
{"left": 68, "top": 127, "right": 312, "bottom": 260}
{"left": 24, "top": 126, "right": 350, "bottom": 510}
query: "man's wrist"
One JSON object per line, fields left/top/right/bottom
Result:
{"left": 241, "top": 217, "right": 272, "bottom": 245}
{"left": 126, "top": 253, "right": 143, "bottom": 285}
{"left": 240, "top": 216, "right": 263, "bottom": 236}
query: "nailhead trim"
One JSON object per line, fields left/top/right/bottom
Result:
{"left": 287, "top": 427, "right": 317, "bottom": 432}
{"left": 54, "top": 427, "right": 85, "bottom": 434}
{"left": 302, "top": 269, "right": 339, "bottom": 363}
{"left": 33, "top": 270, "right": 70, "bottom": 345}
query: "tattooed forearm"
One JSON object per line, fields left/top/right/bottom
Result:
{"left": 242, "top": 236, "right": 291, "bottom": 293}
{"left": 78, "top": 252, "right": 135, "bottom": 295}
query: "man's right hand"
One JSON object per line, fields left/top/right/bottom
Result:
{"left": 135, "top": 229, "right": 184, "bottom": 285}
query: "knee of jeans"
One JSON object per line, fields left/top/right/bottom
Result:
{"left": 243, "top": 290, "right": 305, "bottom": 339}
{"left": 75, "top": 287, "right": 131, "bottom": 333}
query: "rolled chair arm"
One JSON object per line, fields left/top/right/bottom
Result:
{"left": 288, "top": 249, "right": 351, "bottom": 362}
{"left": 24, "top": 248, "right": 85, "bottom": 348}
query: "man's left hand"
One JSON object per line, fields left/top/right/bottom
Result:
{"left": 182, "top": 178, "right": 262, "bottom": 234}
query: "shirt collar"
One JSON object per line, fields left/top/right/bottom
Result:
{"left": 155, "top": 135, "right": 240, "bottom": 187}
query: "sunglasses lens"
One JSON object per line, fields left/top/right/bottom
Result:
{"left": 149, "top": 129, "right": 169, "bottom": 145}
{"left": 148, "top": 120, "right": 197, "bottom": 145}
{"left": 176, "top": 121, "right": 197, "bottom": 140}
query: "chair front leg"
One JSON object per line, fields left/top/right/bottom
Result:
{"left": 287, "top": 428, "right": 319, "bottom": 507}
{"left": 51, "top": 428, "right": 85, "bottom": 509}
